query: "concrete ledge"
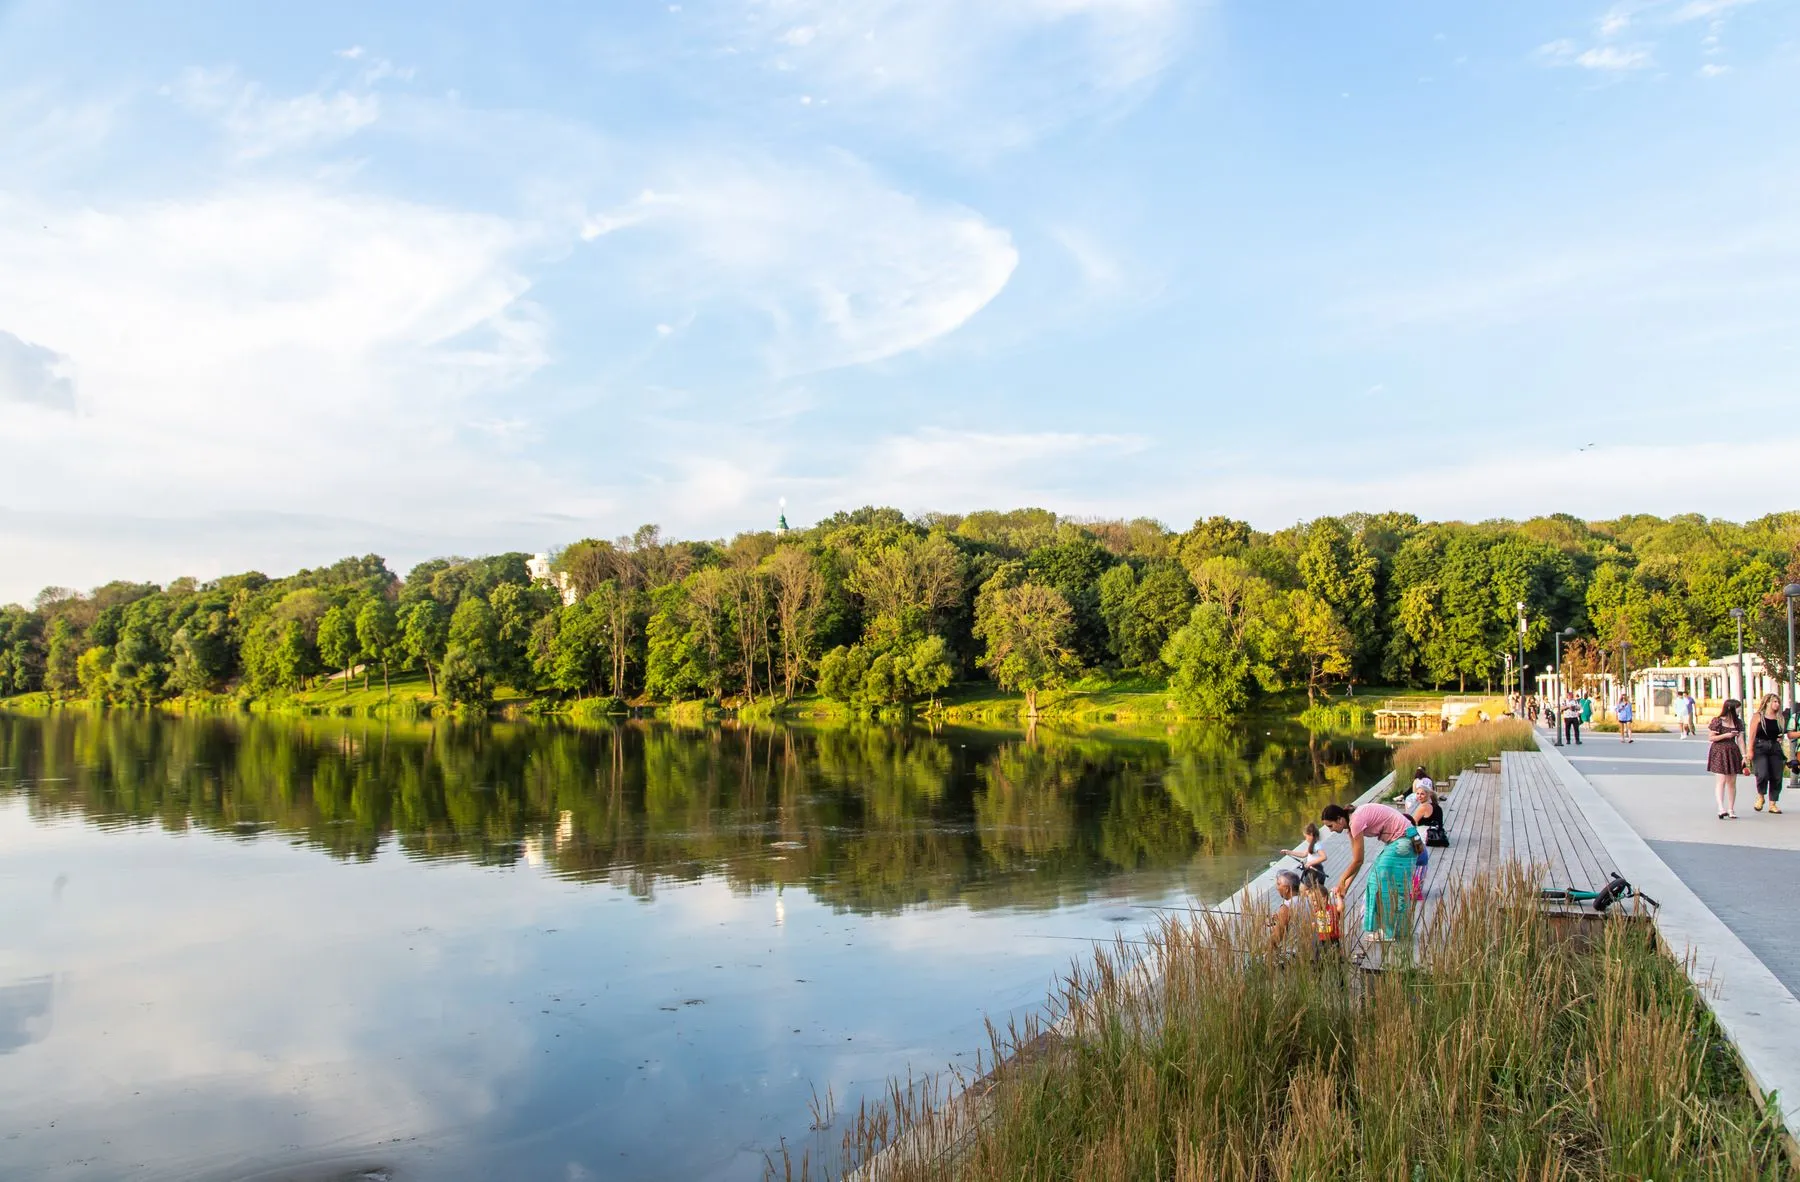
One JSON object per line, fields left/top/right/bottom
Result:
{"left": 1534, "top": 733, "right": 1800, "bottom": 1144}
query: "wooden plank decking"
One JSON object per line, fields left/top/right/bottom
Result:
{"left": 1344, "top": 751, "right": 1621, "bottom": 967}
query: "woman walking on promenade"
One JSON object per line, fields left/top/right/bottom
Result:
{"left": 1708, "top": 698, "right": 1746, "bottom": 819}
{"left": 1751, "top": 693, "right": 1786, "bottom": 814}
{"left": 1617, "top": 694, "right": 1635, "bottom": 743}
{"left": 1321, "top": 801, "right": 1420, "bottom": 944}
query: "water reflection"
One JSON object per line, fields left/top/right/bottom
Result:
{"left": 0, "top": 711, "right": 1382, "bottom": 1181}
{"left": 0, "top": 713, "right": 1380, "bottom": 913}
{"left": 0, "top": 976, "right": 54, "bottom": 1054}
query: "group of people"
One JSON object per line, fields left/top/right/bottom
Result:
{"left": 1272, "top": 695, "right": 1800, "bottom": 952}
{"left": 1269, "top": 766, "right": 1444, "bottom": 952}
{"left": 1518, "top": 689, "right": 1652, "bottom": 744}
{"left": 1703, "top": 695, "right": 1800, "bottom": 818}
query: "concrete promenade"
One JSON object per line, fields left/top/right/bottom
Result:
{"left": 1540, "top": 729, "right": 1800, "bottom": 1145}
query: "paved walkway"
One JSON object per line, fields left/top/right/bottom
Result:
{"left": 1562, "top": 731, "right": 1800, "bottom": 993}
{"left": 1542, "top": 731, "right": 1800, "bottom": 1145}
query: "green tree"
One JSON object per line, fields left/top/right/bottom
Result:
{"left": 273, "top": 620, "right": 317, "bottom": 690}
{"left": 317, "top": 605, "right": 359, "bottom": 695}
{"left": 1161, "top": 602, "right": 1250, "bottom": 718}
{"left": 356, "top": 598, "right": 399, "bottom": 695}
{"left": 44, "top": 618, "right": 81, "bottom": 699}
{"left": 169, "top": 606, "right": 232, "bottom": 696}
{"left": 442, "top": 597, "right": 499, "bottom": 707}
{"left": 973, "top": 570, "right": 1081, "bottom": 718}
{"left": 904, "top": 635, "right": 955, "bottom": 706}
{"left": 489, "top": 581, "right": 557, "bottom": 693}
{"left": 400, "top": 599, "right": 448, "bottom": 695}
{"left": 1287, "top": 589, "right": 1354, "bottom": 704}
{"left": 766, "top": 545, "right": 825, "bottom": 700}
{"left": 1296, "top": 517, "right": 1379, "bottom": 680}
{"left": 540, "top": 596, "right": 610, "bottom": 697}
{"left": 76, "top": 645, "right": 113, "bottom": 702}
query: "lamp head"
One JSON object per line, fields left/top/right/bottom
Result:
{"left": 1731, "top": 607, "right": 1746, "bottom": 619}
{"left": 1786, "top": 583, "right": 1800, "bottom": 598}
{"left": 1562, "top": 627, "right": 1577, "bottom": 638}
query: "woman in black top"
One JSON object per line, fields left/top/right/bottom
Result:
{"left": 1751, "top": 693, "right": 1787, "bottom": 814}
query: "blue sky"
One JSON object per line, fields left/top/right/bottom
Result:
{"left": 2, "top": 0, "right": 1797, "bottom": 602}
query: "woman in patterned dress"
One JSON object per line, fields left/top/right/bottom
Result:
{"left": 1707, "top": 698, "right": 1746, "bottom": 819}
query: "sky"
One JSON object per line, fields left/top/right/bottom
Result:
{"left": 2, "top": 0, "right": 1798, "bottom": 604}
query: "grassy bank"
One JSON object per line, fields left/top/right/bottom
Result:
{"left": 807, "top": 874, "right": 1783, "bottom": 1180}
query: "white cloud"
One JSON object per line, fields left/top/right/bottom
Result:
{"left": 1536, "top": 39, "right": 1654, "bottom": 69}
{"left": 175, "top": 67, "right": 380, "bottom": 158}
{"left": 1670, "top": 0, "right": 1756, "bottom": 21}
{"left": 0, "top": 182, "right": 600, "bottom": 597}
{"left": 0, "top": 331, "right": 75, "bottom": 411}
{"left": 582, "top": 154, "right": 1018, "bottom": 373}
{"left": 724, "top": 0, "right": 1187, "bottom": 150}
{"left": 1699, "top": 61, "right": 1733, "bottom": 75}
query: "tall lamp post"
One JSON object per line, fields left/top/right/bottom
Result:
{"left": 1500, "top": 650, "right": 1514, "bottom": 712}
{"left": 1517, "top": 602, "right": 1528, "bottom": 721}
{"left": 1730, "top": 607, "right": 1746, "bottom": 703}
{"left": 1551, "top": 626, "right": 1577, "bottom": 745}
{"left": 1620, "top": 640, "right": 1633, "bottom": 720}
{"left": 1785, "top": 584, "right": 1800, "bottom": 718}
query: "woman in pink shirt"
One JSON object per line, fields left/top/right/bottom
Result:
{"left": 1321, "top": 801, "right": 1420, "bottom": 943}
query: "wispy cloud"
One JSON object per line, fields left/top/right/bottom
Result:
{"left": 718, "top": 0, "right": 1188, "bottom": 151}
{"left": 1670, "top": 0, "right": 1757, "bottom": 22}
{"left": 1535, "top": 38, "right": 1654, "bottom": 70}
{"left": 175, "top": 67, "right": 379, "bottom": 158}
{"left": 1537, "top": 0, "right": 1759, "bottom": 74}
{"left": 580, "top": 154, "right": 1018, "bottom": 374}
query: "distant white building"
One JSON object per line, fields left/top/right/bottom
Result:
{"left": 1539, "top": 653, "right": 1787, "bottom": 721}
{"left": 528, "top": 554, "right": 578, "bottom": 606}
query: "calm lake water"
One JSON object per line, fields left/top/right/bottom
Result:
{"left": 0, "top": 711, "right": 1383, "bottom": 1181}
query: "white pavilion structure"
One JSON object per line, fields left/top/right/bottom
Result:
{"left": 1538, "top": 653, "right": 1787, "bottom": 723}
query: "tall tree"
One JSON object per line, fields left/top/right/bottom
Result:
{"left": 400, "top": 599, "right": 448, "bottom": 696}
{"left": 318, "top": 605, "right": 359, "bottom": 694}
{"left": 973, "top": 570, "right": 1081, "bottom": 718}
{"left": 356, "top": 598, "right": 399, "bottom": 695}
{"left": 1162, "top": 603, "right": 1250, "bottom": 718}
{"left": 766, "top": 545, "right": 825, "bottom": 700}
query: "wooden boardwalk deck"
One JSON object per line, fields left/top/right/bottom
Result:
{"left": 1337, "top": 751, "right": 1622, "bottom": 968}
{"left": 1499, "top": 749, "right": 1617, "bottom": 891}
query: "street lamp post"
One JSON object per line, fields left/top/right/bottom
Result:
{"left": 1517, "top": 602, "right": 1528, "bottom": 722}
{"left": 1620, "top": 640, "right": 1633, "bottom": 719}
{"left": 1730, "top": 607, "right": 1746, "bottom": 703}
{"left": 1552, "top": 626, "right": 1577, "bottom": 745}
{"left": 1500, "top": 650, "right": 1514, "bottom": 712}
{"left": 1785, "top": 584, "right": 1800, "bottom": 719}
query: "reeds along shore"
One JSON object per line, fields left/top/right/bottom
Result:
{"left": 1400, "top": 719, "right": 1538, "bottom": 786}
{"left": 779, "top": 872, "right": 1786, "bottom": 1181}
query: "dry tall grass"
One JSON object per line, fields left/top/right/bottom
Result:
{"left": 781, "top": 872, "right": 1784, "bottom": 1181}
{"left": 1397, "top": 719, "right": 1538, "bottom": 786}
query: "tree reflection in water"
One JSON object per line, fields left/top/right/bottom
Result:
{"left": 0, "top": 712, "right": 1384, "bottom": 912}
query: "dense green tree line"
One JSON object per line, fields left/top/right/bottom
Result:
{"left": 3, "top": 509, "right": 1798, "bottom": 718}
